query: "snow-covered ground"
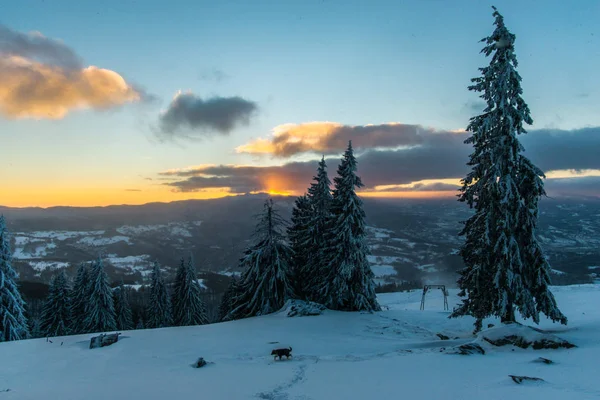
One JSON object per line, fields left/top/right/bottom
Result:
{"left": 1, "top": 286, "right": 598, "bottom": 399}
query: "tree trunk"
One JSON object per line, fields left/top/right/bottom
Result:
{"left": 501, "top": 303, "right": 516, "bottom": 324}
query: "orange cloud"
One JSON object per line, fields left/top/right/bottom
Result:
{"left": 0, "top": 56, "right": 141, "bottom": 119}
{"left": 236, "top": 122, "right": 458, "bottom": 157}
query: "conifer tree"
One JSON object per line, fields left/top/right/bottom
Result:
{"left": 218, "top": 276, "right": 240, "bottom": 322}
{"left": 146, "top": 262, "right": 172, "bottom": 328}
{"left": 287, "top": 195, "right": 312, "bottom": 297}
{"left": 39, "top": 270, "right": 72, "bottom": 337}
{"left": 70, "top": 262, "right": 91, "bottom": 334}
{"left": 228, "top": 199, "right": 295, "bottom": 319}
{"left": 0, "top": 216, "right": 30, "bottom": 342}
{"left": 171, "top": 256, "right": 209, "bottom": 326}
{"left": 304, "top": 156, "right": 334, "bottom": 300}
{"left": 114, "top": 282, "right": 134, "bottom": 331}
{"left": 317, "top": 142, "right": 380, "bottom": 312}
{"left": 84, "top": 257, "right": 117, "bottom": 333}
{"left": 450, "top": 7, "right": 566, "bottom": 331}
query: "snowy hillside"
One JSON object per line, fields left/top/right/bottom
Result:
{"left": 1, "top": 286, "right": 598, "bottom": 399}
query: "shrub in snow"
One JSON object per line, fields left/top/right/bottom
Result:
{"left": 509, "top": 375, "right": 544, "bottom": 385}
{"left": 192, "top": 357, "right": 207, "bottom": 368}
{"left": 279, "top": 299, "right": 326, "bottom": 317}
{"left": 450, "top": 6, "right": 566, "bottom": 331}
{"left": 0, "top": 216, "right": 30, "bottom": 342}
{"left": 448, "top": 343, "right": 486, "bottom": 355}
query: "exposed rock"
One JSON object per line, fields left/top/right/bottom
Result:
{"left": 193, "top": 357, "right": 208, "bottom": 368}
{"left": 533, "top": 357, "right": 554, "bottom": 365}
{"left": 436, "top": 333, "right": 450, "bottom": 340}
{"left": 482, "top": 323, "right": 575, "bottom": 350}
{"left": 509, "top": 375, "right": 544, "bottom": 384}
{"left": 487, "top": 324, "right": 495, "bottom": 328}
{"left": 89, "top": 333, "right": 121, "bottom": 349}
{"left": 449, "top": 343, "right": 486, "bottom": 355}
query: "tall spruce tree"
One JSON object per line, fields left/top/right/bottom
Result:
{"left": 39, "top": 270, "right": 72, "bottom": 337}
{"left": 301, "top": 156, "right": 334, "bottom": 301}
{"left": 146, "top": 262, "right": 172, "bottom": 329}
{"left": 450, "top": 7, "right": 566, "bottom": 331}
{"left": 317, "top": 142, "right": 380, "bottom": 312}
{"left": 70, "top": 262, "right": 91, "bottom": 334}
{"left": 84, "top": 257, "right": 117, "bottom": 333}
{"left": 228, "top": 199, "right": 295, "bottom": 319}
{"left": 0, "top": 216, "right": 30, "bottom": 342}
{"left": 287, "top": 194, "right": 312, "bottom": 297}
{"left": 171, "top": 256, "right": 209, "bottom": 326}
{"left": 114, "top": 282, "right": 134, "bottom": 331}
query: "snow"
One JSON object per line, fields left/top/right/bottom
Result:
{"left": 551, "top": 269, "right": 567, "bottom": 275}
{"left": 417, "top": 263, "right": 439, "bottom": 272}
{"left": 1, "top": 286, "right": 600, "bottom": 399}
{"left": 105, "top": 255, "right": 152, "bottom": 276}
{"left": 27, "top": 261, "right": 70, "bottom": 272}
{"left": 77, "top": 236, "right": 131, "bottom": 246}
{"left": 116, "top": 222, "right": 200, "bottom": 237}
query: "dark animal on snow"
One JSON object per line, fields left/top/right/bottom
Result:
{"left": 271, "top": 347, "right": 292, "bottom": 360}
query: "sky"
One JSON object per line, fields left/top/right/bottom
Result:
{"left": 0, "top": 0, "right": 599, "bottom": 207}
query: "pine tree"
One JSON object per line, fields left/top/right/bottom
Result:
{"left": 171, "top": 256, "right": 209, "bottom": 326}
{"left": 146, "top": 262, "right": 172, "bottom": 329}
{"left": 287, "top": 194, "right": 312, "bottom": 297}
{"left": 0, "top": 215, "right": 30, "bottom": 342}
{"left": 304, "top": 156, "right": 334, "bottom": 300}
{"left": 450, "top": 7, "right": 566, "bottom": 331}
{"left": 114, "top": 282, "right": 134, "bottom": 331}
{"left": 39, "top": 270, "right": 72, "bottom": 337}
{"left": 317, "top": 142, "right": 380, "bottom": 312}
{"left": 228, "top": 199, "right": 295, "bottom": 319}
{"left": 84, "top": 257, "right": 117, "bottom": 333}
{"left": 218, "top": 276, "right": 240, "bottom": 322}
{"left": 70, "top": 262, "right": 91, "bottom": 334}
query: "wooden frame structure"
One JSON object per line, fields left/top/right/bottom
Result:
{"left": 420, "top": 284, "right": 449, "bottom": 311}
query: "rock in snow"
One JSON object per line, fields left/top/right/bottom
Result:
{"left": 481, "top": 323, "right": 576, "bottom": 350}
{"left": 279, "top": 299, "right": 326, "bottom": 317}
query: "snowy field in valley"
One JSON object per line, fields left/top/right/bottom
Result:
{"left": 1, "top": 286, "right": 599, "bottom": 399}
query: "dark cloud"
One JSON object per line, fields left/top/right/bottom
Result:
{"left": 162, "top": 126, "right": 600, "bottom": 195}
{"left": 157, "top": 92, "right": 258, "bottom": 139}
{"left": 545, "top": 176, "right": 600, "bottom": 198}
{"left": 0, "top": 24, "right": 82, "bottom": 69}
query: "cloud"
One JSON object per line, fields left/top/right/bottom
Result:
{"left": 0, "top": 25, "right": 145, "bottom": 119}
{"left": 157, "top": 91, "right": 258, "bottom": 139}
{"left": 237, "top": 122, "right": 439, "bottom": 157}
{"left": 370, "top": 182, "right": 461, "bottom": 192}
{"left": 124, "top": 189, "right": 142, "bottom": 192}
{"left": 544, "top": 176, "right": 600, "bottom": 198}
{"left": 199, "top": 68, "right": 229, "bottom": 83}
{"left": 163, "top": 125, "right": 600, "bottom": 196}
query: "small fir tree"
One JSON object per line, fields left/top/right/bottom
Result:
{"left": 287, "top": 195, "right": 312, "bottom": 297}
{"left": 450, "top": 6, "right": 566, "bottom": 331}
{"left": 70, "top": 262, "right": 91, "bottom": 334}
{"left": 84, "top": 257, "right": 117, "bottom": 333}
{"left": 146, "top": 262, "right": 172, "bottom": 328}
{"left": 114, "top": 282, "right": 134, "bottom": 331}
{"left": 218, "top": 276, "right": 240, "bottom": 322}
{"left": 39, "top": 270, "right": 72, "bottom": 337}
{"left": 171, "top": 256, "right": 209, "bottom": 326}
{"left": 228, "top": 199, "right": 295, "bottom": 319}
{"left": 0, "top": 215, "right": 30, "bottom": 342}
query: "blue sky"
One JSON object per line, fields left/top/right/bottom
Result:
{"left": 1, "top": 0, "right": 599, "bottom": 206}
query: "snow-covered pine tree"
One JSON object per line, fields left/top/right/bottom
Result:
{"left": 317, "top": 142, "right": 380, "bottom": 312}
{"left": 39, "top": 270, "right": 72, "bottom": 337}
{"left": 70, "top": 262, "right": 91, "bottom": 334}
{"left": 217, "top": 275, "right": 240, "bottom": 322}
{"left": 303, "top": 156, "right": 334, "bottom": 300}
{"left": 287, "top": 194, "right": 312, "bottom": 297}
{"left": 228, "top": 199, "right": 295, "bottom": 319}
{"left": 146, "top": 262, "right": 172, "bottom": 328}
{"left": 114, "top": 282, "right": 134, "bottom": 331}
{"left": 84, "top": 257, "right": 117, "bottom": 333}
{"left": 171, "top": 256, "right": 209, "bottom": 326}
{"left": 0, "top": 215, "right": 30, "bottom": 342}
{"left": 450, "top": 6, "right": 567, "bottom": 331}
{"left": 135, "top": 313, "right": 145, "bottom": 330}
